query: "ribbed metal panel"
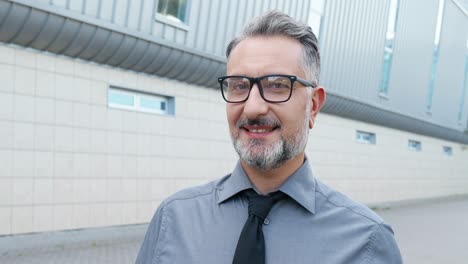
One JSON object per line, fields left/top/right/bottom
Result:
{"left": 385, "top": 0, "right": 438, "bottom": 121}
{"left": 10, "top": 0, "right": 310, "bottom": 57}
{"left": 0, "top": 0, "right": 226, "bottom": 87}
{"left": 431, "top": 0, "right": 468, "bottom": 129}
{"left": 320, "top": 0, "right": 389, "bottom": 102}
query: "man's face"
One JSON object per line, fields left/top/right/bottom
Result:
{"left": 226, "top": 35, "right": 320, "bottom": 171}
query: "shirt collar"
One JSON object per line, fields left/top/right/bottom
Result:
{"left": 278, "top": 158, "right": 316, "bottom": 214}
{"left": 217, "top": 161, "right": 253, "bottom": 204}
{"left": 217, "top": 158, "right": 316, "bottom": 214}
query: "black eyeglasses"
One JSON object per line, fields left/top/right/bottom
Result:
{"left": 218, "top": 74, "right": 316, "bottom": 103}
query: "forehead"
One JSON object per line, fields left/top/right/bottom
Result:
{"left": 227, "top": 35, "right": 305, "bottom": 77}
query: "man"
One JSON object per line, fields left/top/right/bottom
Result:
{"left": 136, "top": 10, "right": 402, "bottom": 264}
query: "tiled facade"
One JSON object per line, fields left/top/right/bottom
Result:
{"left": 1, "top": 43, "right": 467, "bottom": 235}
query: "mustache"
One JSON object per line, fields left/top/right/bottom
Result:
{"left": 236, "top": 117, "right": 282, "bottom": 128}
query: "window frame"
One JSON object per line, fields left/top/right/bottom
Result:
{"left": 155, "top": 0, "right": 190, "bottom": 31}
{"left": 355, "top": 130, "right": 376, "bottom": 145}
{"left": 407, "top": 139, "right": 422, "bottom": 152}
{"left": 108, "top": 86, "right": 174, "bottom": 116}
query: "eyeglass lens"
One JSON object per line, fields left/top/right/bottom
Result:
{"left": 221, "top": 76, "right": 292, "bottom": 102}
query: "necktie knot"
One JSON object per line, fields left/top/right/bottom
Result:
{"left": 245, "top": 190, "right": 286, "bottom": 220}
{"left": 232, "top": 189, "right": 286, "bottom": 264}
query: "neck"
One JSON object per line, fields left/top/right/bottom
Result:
{"left": 241, "top": 153, "right": 305, "bottom": 194}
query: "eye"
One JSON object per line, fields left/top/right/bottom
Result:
{"left": 228, "top": 79, "right": 249, "bottom": 91}
{"left": 233, "top": 82, "right": 248, "bottom": 90}
{"left": 264, "top": 77, "right": 291, "bottom": 91}
{"left": 270, "top": 81, "right": 289, "bottom": 89}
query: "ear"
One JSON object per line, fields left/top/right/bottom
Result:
{"left": 308, "top": 87, "right": 326, "bottom": 129}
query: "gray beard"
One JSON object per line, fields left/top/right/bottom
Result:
{"left": 232, "top": 116, "right": 309, "bottom": 171}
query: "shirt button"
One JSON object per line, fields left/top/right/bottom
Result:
{"left": 263, "top": 219, "right": 270, "bottom": 225}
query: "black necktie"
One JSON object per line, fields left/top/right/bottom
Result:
{"left": 232, "top": 189, "right": 286, "bottom": 264}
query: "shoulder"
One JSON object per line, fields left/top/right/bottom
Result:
{"left": 159, "top": 174, "right": 230, "bottom": 210}
{"left": 314, "top": 178, "right": 385, "bottom": 226}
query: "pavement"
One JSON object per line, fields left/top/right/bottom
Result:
{"left": 376, "top": 196, "right": 468, "bottom": 264}
{"left": 1, "top": 196, "right": 467, "bottom": 264}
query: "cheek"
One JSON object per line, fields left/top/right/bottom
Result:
{"left": 274, "top": 104, "right": 307, "bottom": 132}
{"left": 226, "top": 105, "right": 242, "bottom": 129}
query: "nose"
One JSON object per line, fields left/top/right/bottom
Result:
{"left": 243, "top": 83, "right": 269, "bottom": 119}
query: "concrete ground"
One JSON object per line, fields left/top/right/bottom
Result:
{"left": 1, "top": 196, "right": 467, "bottom": 264}
{"left": 376, "top": 196, "right": 468, "bottom": 264}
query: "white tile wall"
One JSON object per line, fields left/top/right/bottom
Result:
{"left": 15, "top": 49, "right": 36, "bottom": 68}
{"left": 0, "top": 208, "right": 11, "bottom": 234}
{"left": 36, "top": 70, "right": 56, "bottom": 98}
{"left": 90, "top": 105, "right": 107, "bottom": 129}
{"left": 54, "top": 153, "right": 74, "bottom": 178}
{"left": 73, "top": 78, "right": 91, "bottom": 103}
{"left": 33, "top": 205, "right": 53, "bottom": 232}
{"left": 0, "top": 179, "right": 13, "bottom": 205}
{"left": 14, "top": 67, "right": 36, "bottom": 95}
{"left": 90, "top": 80, "right": 107, "bottom": 105}
{"left": 13, "top": 122, "right": 34, "bottom": 149}
{"left": 54, "top": 126, "right": 74, "bottom": 152}
{"left": 0, "top": 121, "right": 13, "bottom": 149}
{"left": 53, "top": 180, "right": 73, "bottom": 203}
{"left": 72, "top": 102, "right": 91, "bottom": 128}
{"left": 36, "top": 53, "right": 55, "bottom": 72}
{"left": 35, "top": 97, "right": 55, "bottom": 124}
{"left": 53, "top": 204, "right": 73, "bottom": 231}
{"left": 12, "top": 206, "right": 33, "bottom": 233}
{"left": 33, "top": 179, "right": 54, "bottom": 204}
{"left": 73, "top": 153, "right": 91, "bottom": 178}
{"left": 14, "top": 95, "right": 35, "bottom": 122}
{"left": 89, "top": 154, "right": 107, "bottom": 178}
{"left": 1, "top": 43, "right": 467, "bottom": 236}
{"left": 55, "top": 74, "right": 75, "bottom": 101}
{"left": 54, "top": 100, "right": 74, "bottom": 126}
{"left": 13, "top": 150, "right": 35, "bottom": 178}
{"left": 122, "top": 202, "right": 137, "bottom": 224}
{"left": 107, "top": 155, "right": 123, "bottom": 178}
{"left": 72, "top": 128, "right": 91, "bottom": 153}
{"left": 0, "top": 64, "right": 14, "bottom": 92}
{"left": 0, "top": 150, "right": 13, "bottom": 178}
{"left": 72, "top": 204, "right": 90, "bottom": 229}
{"left": 0, "top": 92, "right": 13, "bottom": 120}
{"left": 107, "top": 131, "right": 123, "bottom": 154}
{"left": 107, "top": 203, "right": 123, "bottom": 226}
{"left": 34, "top": 124, "right": 55, "bottom": 151}
{"left": 0, "top": 44, "right": 15, "bottom": 64}
{"left": 34, "top": 151, "right": 54, "bottom": 177}
{"left": 88, "top": 203, "right": 107, "bottom": 227}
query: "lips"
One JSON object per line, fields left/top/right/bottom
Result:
{"left": 242, "top": 125, "right": 277, "bottom": 133}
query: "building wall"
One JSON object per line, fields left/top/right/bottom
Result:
{"left": 25, "top": 0, "right": 311, "bottom": 56}
{"left": 4, "top": 0, "right": 467, "bottom": 135}
{"left": 0, "top": 43, "right": 236, "bottom": 235}
{"left": 1, "top": 43, "right": 467, "bottom": 235}
{"left": 320, "top": 0, "right": 468, "bottom": 131}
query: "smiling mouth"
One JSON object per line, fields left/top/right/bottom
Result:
{"left": 242, "top": 125, "right": 278, "bottom": 134}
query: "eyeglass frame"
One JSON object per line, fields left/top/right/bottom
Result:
{"left": 217, "top": 74, "right": 316, "bottom": 103}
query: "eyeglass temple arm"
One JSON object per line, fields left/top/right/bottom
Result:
{"left": 296, "top": 77, "right": 316, "bottom": 88}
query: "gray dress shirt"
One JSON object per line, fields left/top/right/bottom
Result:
{"left": 136, "top": 159, "right": 403, "bottom": 264}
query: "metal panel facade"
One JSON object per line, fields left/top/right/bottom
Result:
{"left": 320, "top": 0, "right": 467, "bottom": 130}
{"left": 24, "top": 0, "right": 309, "bottom": 56}
{"left": 320, "top": 0, "right": 389, "bottom": 102}
{"left": 384, "top": 0, "right": 439, "bottom": 122}
{"left": 431, "top": 0, "right": 468, "bottom": 129}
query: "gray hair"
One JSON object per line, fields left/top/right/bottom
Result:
{"left": 226, "top": 10, "right": 320, "bottom": 86}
